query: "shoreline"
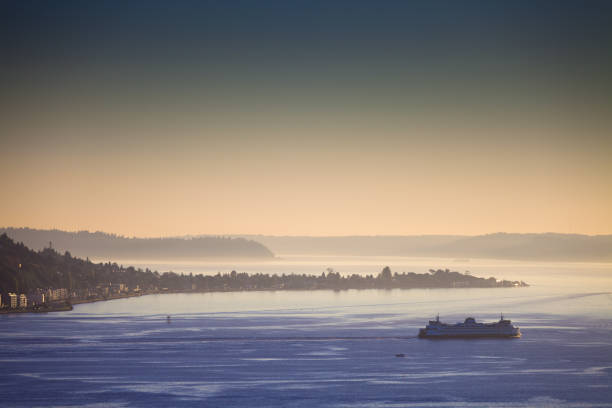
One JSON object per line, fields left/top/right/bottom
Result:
{"left": 0, "top": 285, "right": 530, "bottom": 315}
{"left": 0, "top": 292, "right": 150, "bottom": 315}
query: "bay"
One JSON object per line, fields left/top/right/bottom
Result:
{"left": 1, "top": 256, "right": 611, "bottom": 407}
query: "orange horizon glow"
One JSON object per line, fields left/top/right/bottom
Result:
{"left": 2, "top": 119, "right": 611, "bottom": 238}
{"left": 2, "top": 2, "right": 611, "bottom": 238}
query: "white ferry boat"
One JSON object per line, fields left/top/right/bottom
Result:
{"left": 418, "top": 315, "right": 521, "bottom": 338}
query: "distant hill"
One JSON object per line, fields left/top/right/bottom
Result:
{"left": 3, "top": 229, "right": 610, "bottom": 262}
{"left": 235, "top": 233, "right": 612, "bottom": 262}
{"left": 0, "top": 228, "right": 274, "bottom": 260}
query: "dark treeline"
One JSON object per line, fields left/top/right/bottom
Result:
{"left": 191, "top": 267, "right": 527, "bottom": 292}
{"left": 0, "top": 234, "right": 526, "bottom": 294}
{"left": 0, "top": 228, "right": 274, "bottom": 260}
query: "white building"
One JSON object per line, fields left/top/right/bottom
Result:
{"left": 8, "top": 293, "right": 17, "bottom": 308}
{"left": 47, "top": 288, "right": 68, "bottom": 301}
{"left": 19, "top": 294, "right": 28, "bottom": 308}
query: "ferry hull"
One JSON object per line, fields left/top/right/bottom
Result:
{"left": 418, "top": 316, "right": 521, "bottom": 339}
{"left": 418, "top": 329, "right": 521, "bottom": 339}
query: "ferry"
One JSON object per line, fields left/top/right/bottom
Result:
{"left": 418, "top": 315, "right": 521, "bottom": 338}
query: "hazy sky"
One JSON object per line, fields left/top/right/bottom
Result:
{"left": 1, "top": 1, "right": 611, "bottom": 237}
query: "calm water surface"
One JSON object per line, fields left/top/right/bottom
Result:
{"left": 1, "top": 257, "right": 611, "bottom": 407}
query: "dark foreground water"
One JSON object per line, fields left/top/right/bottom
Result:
{"left": 1, "top": 260, "right": 612, "bottom": 407}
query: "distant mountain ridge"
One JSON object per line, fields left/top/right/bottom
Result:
{"left": 233, "top": 233, "right": 612, "bottom": 262}
{"left": 0, "top": 228, "right": 274, "bottom": 260}
{"left": 2, "top": 229, "right": 610, "bottom": 262}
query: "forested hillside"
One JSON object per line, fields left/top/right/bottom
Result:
{"left": 0, "top": 234, "right": 161, "bottom": 293}
{"left": 1, "top": 228, "right": 274, "bottom": 260}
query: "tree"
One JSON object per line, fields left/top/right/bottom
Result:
{"left": 379, "top": 266, "right": 392, "bottom": 280}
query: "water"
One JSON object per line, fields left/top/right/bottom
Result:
{"left": 1, "top": 257, "right": 611, "bottom": 407}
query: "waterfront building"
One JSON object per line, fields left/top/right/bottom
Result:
{"left": 19, "top": 294, "right": 28, "bottom": 308}
{"left": 49, "top": 288, "right": 68, "bottom": 301}
{"left": 8, "top": 293, "right": 17, "bottom": 308}
{"left": 110, "top": 283, "right": 127, "bottom": 294}
{"left": 45, "top": 288, "right": 68, "bottom": 301}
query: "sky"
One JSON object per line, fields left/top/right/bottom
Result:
{"left": 1, "top": 1, "right": 611, "bottom": 237}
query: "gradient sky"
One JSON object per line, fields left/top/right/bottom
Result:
{"left": 1, "top": 1, "right": 611, "bottom": 237}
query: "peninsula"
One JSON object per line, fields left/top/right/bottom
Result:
{"left": 0, "top": 234, "right": 527, "bottom": 313}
